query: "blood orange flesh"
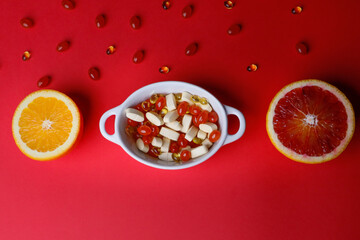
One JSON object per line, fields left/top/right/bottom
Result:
{"left": 266, "top": 80, "right": 355, "bottom": 163}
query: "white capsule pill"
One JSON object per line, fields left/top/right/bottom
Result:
{"left": 152, "top": 137, "right": 163, "bottom": 148}
{"left": 136, "top": 138, "right": 149, "bottom": 153}
{"left": 202, "top": 138, "right": 213, "bottom": 148}
{"left": 146, "top": 111, "right": 164, "bottom": 126}
{"left": 199, "top": 123, "right": 218, "bottom": 133}
{"left": 161, "top": 138, "right": 171, "bottom": 152}
{"left": 159, "top": 127, "right": 180, "bottom": 141}
{"left": 181, "top": 114, "right": 192, "bottom": 133}
{"left": 165, "top": 121, "right": 182, "bottom": 131}
{"left": 185, "top": 126, "right": 198, "bottom": 142}
{"left": 191, "top": 145, "right": 208, "bottom": 158}
{"left": 125, "top": 108, "right": 144, "bottom": 122}
{"left": 196, "top": 102, "right": 213, "bottom": 112}
{"left": 158, "top": 152, "right": 173, "bottom": 161}
{"left": 166, "top": 93, "right": 177, "bottom": 111}
{"left": 197, "top": 130, "right": 207, "bottom": 140}
{"left": 163, "top": 110, "right": 179, "bottom": 123}
{"left": 181, "top": 92, "right": 194, "bottom": 105}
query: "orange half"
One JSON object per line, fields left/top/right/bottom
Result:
{"left": 12, "top": 89, "right": 82, "bottom": 161}
{"left": 266, "top": 79, "right": 355, "bottom": 163}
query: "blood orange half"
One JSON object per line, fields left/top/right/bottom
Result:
{"left": 266, "top": 79, "right": 355, "bottom": 163}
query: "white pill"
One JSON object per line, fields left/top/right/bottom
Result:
{"left": 160, "top": 127, "right": 180, "bottom": 141}
{"left": 202, "top": 138, "right": 213, "bottom": 148}
{"left": 161, "top": 138, "right": 171, "bottom": 152}
{"left": 136, "top": 138, "right": 149, "bottom": 153}
{"left": 165, "top": 121, "right": 182, "bottom": 131}
{"left": 152, "top": 137, "right": 163, "bottom": 148}
{"left": 146, "top": 111, "right": 164, "bottom": 126}
{"left": 196, "top": 102, "right": 212, "bottom": 112}
{"left": 158, "top": 152, "right": 173, "bottom": 161}
{"left": 163, "top": 110, "right": 179, "bottom": 123}
{"left": 181, "top": 146, "right": 192, "bottom": 152}
{"left": 181, "top": 114, "right": 192, "bottom": 133}
{"left": 125, "top": 108, "right": 144, "bottom": 122}
{"left": 185, "top": 126, "right": 198, "bottom": 142}
{"left": 191, "top": 145, "right": 208, "bottom": 158}
{"left": 197, "top": 130, "right": 207, "bottom": 140}
{"left": 199, "top": 123, "right": 218, "bottom": 133}
{"left": 181, "top": 92, "right": 194, "bottom": 105}
{"left": 166, "top": 93, "right": 177, "bottom": 111}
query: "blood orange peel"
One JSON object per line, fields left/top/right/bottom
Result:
{"left": 266, "top": 79, "right": 355, "bottom": 164}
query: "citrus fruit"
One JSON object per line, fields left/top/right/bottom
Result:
{"left": 266, "top": 79, "right": 355, "bottom": 164}
{"left": 12, "top": 89, "right": 82, "bottom": 161}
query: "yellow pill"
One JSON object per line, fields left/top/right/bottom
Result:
{"left": 191, "top": 95, "right": 200, "bottom": 103}
{"left": 172, "top": 153, "right": 181, "bottom": 161}
{"left": 193, "top": 137, "right": 203, "bottom": 145}
{"left": 160, "top": 108, "right": 168, "bottom": 116}
{"left": 150, "top": 94, "right": 158, "bottom": 104}
{"left": 200, "top": 97, "right": 208, "bottom": 105}
{"left": 175, "top": 93, "right": 182, "bottom": 101}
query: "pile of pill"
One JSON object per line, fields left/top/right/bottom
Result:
{"left": 125, "top": 92, "right": 221, "bottom": 162}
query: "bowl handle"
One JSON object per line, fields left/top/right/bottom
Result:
{"left": 223, "top": 105, "right": 246, "bottom": 145}
{"left": 99, "top": 105, "right": 122, "bottom": 145}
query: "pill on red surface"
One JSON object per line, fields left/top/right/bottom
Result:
{"left": 227, "top": 24, "right": 241, "bottom": 35}
{"left": 37, "top": 76, "right": 51, "bottom": 88}
{"left": 159, "top": 66, "right": 170, "bottom": 74}
{"left": 296, "top": 42, "right": 309, "bottom": 54}
{"left": 20, "top": 18, "right": 34, "bottom": 28}
{"left": 106, "top": 45, "right": 116, "bottom": 55}
{"left": 133, "top": 50, "right": 145, "bottom": 63}
{"left": 62, "top": 0, "right": 75, "bottom": 10}
{"left": 88, "top": 67, "right": 100, "bottom": 80}
{"left": 292, "top": 6, "right": 303, "bottom": 14}
{"left": 182, "top": 5, "right": 193, "bottom": 18}
{"left": 22, "top": 51, "right": 31, "bottom": 61}
{"left": 56, "top": 40, "right": 70, "bottom": 52}
{"left": 185, "top": 42, "right": 198, "bottom": 56}
{"left": 130, "top": 16, "right": 141, "bottom": 29}
{"left": 95, "top": 14, "right": 106, "bottom": 28}
{"left": 162, "top": 1, "right": 171, "bottom": 10}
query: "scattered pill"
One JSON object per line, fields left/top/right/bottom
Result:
{"left": 224, "top": 0, "right": 235, "bottom": 9}
{"left": 133, "top": 50, "right": 145, "bottom": 63}
{"left": 185, "top": 42, "right": 198, "bottom": 56}
{"left": 56, "top": 40, "right": 70, "bottom": 52}
{"left": 292, "top": 6, "right": 303, "bottom": 14}
{"left": 106, "top": 45, "right": 116, "bottom": 55}
{"left": 162, "top": 1, "right": 171, "bottom": 10}
{"left": 22, "top": 51, "right": 31, "bottom": 61}
{"left": 159, "top": 66, "right": 170, "bottom": 74}
{"left": 20, "top": 18, "right": 34, "bottom": 28}
{"left": 247, "top": 63, "right": 258, "bottom": 72}
{"left": 88, "top": 67, "right": 100, "bottom": 80}
{"left": 130, "top": 16, "right": 141, "bottom": 29}
{"left": 296, "top": 42, "right": 309, "bottom": 54}
{"left": 62, "top": 0, "right": 75, "bottom": 10}
{"left": 227, "top": 24, "right": 241, "bottom": 35}
{"left": 95, "top": 14, "right": 106, "bottom": 28}
{"left": 37, "top": 76, "right": 51, "bottom": 88}
{"left": 182, "top": 5, "right": 193, "bottom": 18}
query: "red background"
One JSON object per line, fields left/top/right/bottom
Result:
{"left": 1, "top": 0, "right": 360, "bottom": 239}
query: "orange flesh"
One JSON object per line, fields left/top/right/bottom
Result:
{"left": 18, "top": 97, "right": 73, "bottom": 152}
{"left": 273, "top": 86, "right": 348, "bottom": 156}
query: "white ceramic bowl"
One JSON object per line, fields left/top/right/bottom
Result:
{"left": 99, "top": 81, "right": 246, "bottom": 170}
